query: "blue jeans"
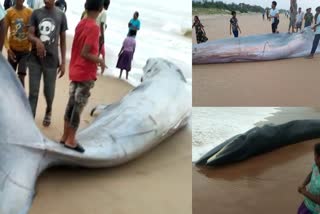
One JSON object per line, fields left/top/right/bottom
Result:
{"left": 311, "top": 34, "right": 320, "bottom": 55}
{"left": 233, "top": 30, "right": 239, "bottom": 38}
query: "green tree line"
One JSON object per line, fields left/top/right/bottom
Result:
{"left": 193, "top": 0, "right": 265, "bottom": 13}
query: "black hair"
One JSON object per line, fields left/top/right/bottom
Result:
{"left": 272, "top": 1, "right": 277, "bottom": 6}
{"left": 134, "top": 11, "right": 139, "bottom": 17}
{"left": 315, "top": 143, "right": 320, "bottom": 156}
{"left": 104, "top": 0, "right": 110, "bottom": 10}
{"left": 85, "top": 0, "right": 104, "bottom": 11}
{"left": 128, "top": 29, "right": 137, "bottom": 37}
{"left": 315, "top": 6, "right": 320, "bottom": 23}
{"left": 231, "top": 11, "right": 236, "bottom": 15}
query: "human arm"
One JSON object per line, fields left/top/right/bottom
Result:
{"left": 299, "top": 186, "right": 320, "bottom": 205}
{"left": 58, "top": 31, "right": 66, "bottom": 78}
{"left": 81, "top": 45, "right": 106, "bottom": 73}
{"left": 229, "top": 22, "right": 232, "bottom": 35}
{"left": 301, "top": 171, "right": 312, "bottom": 187}
{"left": 0, "top": 5, "right": 6, "bottom": 52}
{"left": 4, "top": 15, "right": 16, "bottom": 61}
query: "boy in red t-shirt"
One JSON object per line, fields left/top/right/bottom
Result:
{"left": 60, "top": 0, "right": 106, "bottom": 153}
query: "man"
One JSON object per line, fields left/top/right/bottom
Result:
{"left": 306, "top": 6, "right": 320, "bottom": 59}
{"left": 296, "top": 7, "right": 304, "bottom": 32}
{"left": 128, "top": 11, "right": 140, "bottom": 36}
{"left": 28, "top": 0, "right": 67, "bottom": 126}
{"left": 268, "top": 1, "right": 279, "bottom": 33}
{"left": 304, "top": 8, "right": 313, "bottom": 28}
{"left": 4, "top": 0, "right": 32, "bottom": 87}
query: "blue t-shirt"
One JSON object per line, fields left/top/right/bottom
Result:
{"left": 129, "top": 18, "right": 140, "bottom": 31}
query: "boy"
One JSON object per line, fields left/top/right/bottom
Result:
{"left": 298, "top": 143, "right": 320, "bottom": 213}
{"left": 5, "top": 0, "right": 32, "bottom": 87}
{"left": 27, "top": 0, "right": 68, "bottom": 126}
{"left": 59, "top": 0, "right": 106, "bottom": 153}
{"left": 296, "top": 7, "right": 304, "bottom": 32}
{"left": 306, "top": 7, "right": 320, "bottom": 59}
{"left": 304, "top": 8, "right": 313, "bottom": 28}
{"left": 128, "top": 11, "right": 140, "bottom": 36}
{"left": 268, "top": 1, "right": 279, "bottom": 33}
{"left": 229, "top": 11, "right": 241, "bottom": 38}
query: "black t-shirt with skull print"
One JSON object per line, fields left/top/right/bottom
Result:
{"left": 29, "top": 7, "right": 68, "bottom": 68}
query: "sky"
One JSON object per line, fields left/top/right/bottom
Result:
{"left": 195, "top": 0, "right": 320, "bottom": 11}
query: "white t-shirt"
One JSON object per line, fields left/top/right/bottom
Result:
{"left": 296, "top": 12, "right": 304, "bottom": 23}
{"left": 96, "top": 10, "right": 107, "bottom": 27}
{"left": 0, "top": 5, "right": 6, "bottom": 21}
{"left": 270, "top": 8, "right": 279, "bottom": 23}
{"left": 315, "top": 15, "right": 320, "bottom": 34}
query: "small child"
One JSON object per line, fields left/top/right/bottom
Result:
{"left": 298, "top": 143, "right": 320, "bottom": 213}
{"left": 230, "top": 11, "right": 241, "bottom": 38}
{"left": 116, "top": 29, "right": 136, "bottom": 80}
{"left": 128, "top": 11, "right": 140, "bottom": 36}
{"left": 59, "top": 0, "right": 106, "bottom": 153}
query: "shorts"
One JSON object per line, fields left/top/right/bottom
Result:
{"left": 64, "top": 80, "right": 95, "bottom": 129}
{"left": 233, "top": 30, "right": 239, "bottom": 38}
{"left": 272, "top": 19, "right": 279, "bottom": 33}
{"left": 296, "top": 21, "right": 302, "bottom": 28}
{"left": 8, "top": 50, "right": 30, "bottom": 76}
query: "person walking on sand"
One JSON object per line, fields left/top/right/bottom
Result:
{"left": 230, "top": 11, "right": 241, "bottom": 38}
{"left": 297, "top": 143, "right": 320, "bottom": 214}
{"left": 304, "top": 8, "right": 313, "bottom": 28}
{"left": 268, "top": 1, "right": 280, "bottom": 34}
{"left": 288, "top": 6, "right": 296, "bottom": 33}
{"left": 4, "top": 0, "right": 32, "bottom": 87}
{"left": 116, "top": 29, "right": 136, "bottom": 80}
{"left": 59, "top": 0, "right": 106, "bottom": 153}
{"left": 27, "top": 0, "right": 67, "bottom": 126}
{"left": 192, "top": 15, "right": 208, "bottom": 44}
{"left": 262, "top": 11, "right": 265, "bottom": 21}
{"left": 128, "top": 11, "right": 140, "bottom": 36}
{"left": 306, "top": 7, "right": 320, "bottom": 59}
{"left": 0, "top": 5, "right": 6, "bottom": 52}
{"left": 296, "top": 7, "right": 304, "bottom": 32}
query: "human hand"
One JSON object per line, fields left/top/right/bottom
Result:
{"left": 298, "top": 185, "right": 307, "bottom": 194}
{"left": 7, "top": 49, "right": 16, "bottom": 62}
{"left": 57, "top": 63, "right": 66, "bottom": 78}
{"left": 36, "top": 40, "right": 46, "bottom": 59}
{"left": 98, "top": 58, "right": 106, "bottom": 75}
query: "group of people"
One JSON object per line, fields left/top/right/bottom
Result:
{"left": 288, "top": 7, "right": 314, "bottom": 33}
{"left": 0, "top": 0, "right": 141, "bottom": 153}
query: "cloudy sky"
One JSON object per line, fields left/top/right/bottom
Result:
{"left": 197, "top": 0, "right": 320, "bottom": 11}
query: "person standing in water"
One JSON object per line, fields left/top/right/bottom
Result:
{"left": 297, "top": 143, "right": 320, "bottom": 213}
{"left": 230, "top": 11, "right": 241, "bottom": 38}
{"left": 116, "top": 29, "right": 136, "bottom": 80}
{"left": 306, "top": 7, "right": 320, "bottom": 59}
{"left": 128, "top": 11, "right": 140, "bottom": 36}
{"left": 192, "top": 15, "right": 208, "bottom": 44}
{"left": 4, "top": 0, "right": 32, "bottom": 87}
{"left": 59, "top": 0, "right": 106, "bottom": 153}
{"left": 304, "top": 8, "right": 313, "bottom": 28}
{"left": 27, "top": 0, "right": 68, "bottom": 126}
{"left": 268, "top": 1, "right": 280, "bottom": 33}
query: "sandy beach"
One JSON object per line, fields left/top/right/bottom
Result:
{"left": 8, "top": 35, "right": 192, "bottom": 214}
{"left": 192, "top": 107, "right": 320, "bottom": 214}
{"left": 192, "top": 14, "right": 320, "bottom": 106}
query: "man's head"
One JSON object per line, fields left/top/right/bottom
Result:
{"left": 103, "top": 0, "right": 110, "bottom": 10}
{"left": 316, "top": 6, "right": 320, "bottom": 14}
{"left": 298, "top": 7, "right": 301, "bottom": 13}
{"left": 133, "top": 11, "right": 139, "bottom": 19}
{"left": 307, "top": 8, "right": 311, "bottom": 13}
{"left": 16, "top": 0, "right": 24, "bottom": 7}
{"left": 44, "top": 0, "right": 55, "bottom": 9}
{"left": 231, "top": 11, "right": 236, "bottom": 17}
{"left": 271, "top": 1, "right": 277, "bottom": 9}
{"left": 85, "top": 0, "right": 104, "bottom": 12}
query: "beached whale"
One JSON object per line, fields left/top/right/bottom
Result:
{"left": 196, "top": 120, "right": 320, "bottom": 166}
{"left": 193, "top": 27, "right": 318, "bottom": 64}
{"left": 0, "top": 56, "right": 191, "bottom": 214}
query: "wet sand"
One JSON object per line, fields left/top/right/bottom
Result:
{"left": 192, "top": 107, "right": 320, "bottom": 214}
{"left": 192, "top": 14, "right": 320, "bottom": 106}
{"left": 14, "top": 36, "right": 191, "bottom": 214}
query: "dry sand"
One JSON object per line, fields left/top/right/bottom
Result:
{"left": 192, "top": 107, "right": 320, "bottom": 214}
{"left": 10, "top": 36, "right": 192, "bottom": 214}
{"left": 192, "top": 14, "right": 320, "bottom": 106}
